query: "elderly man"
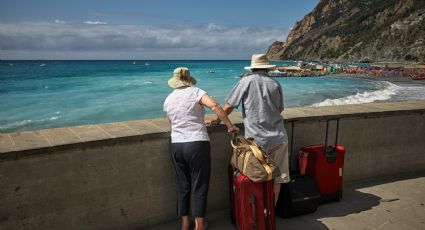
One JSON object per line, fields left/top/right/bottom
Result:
{"left": 211, "top": 54, "right": 289, "bottom": 204}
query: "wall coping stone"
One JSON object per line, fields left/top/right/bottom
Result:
{"left": 1, "top": 100, "right": 425, "bottom": 160}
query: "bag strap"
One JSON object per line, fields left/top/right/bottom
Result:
{"left": 230, "top": 135, "right": 250, "bottom": 150}
{"left": 246, "top": 139, "right": 274, "bottom": 181}
{"left": 232, "top": 135, "right": 266, "bottom": 162}
{"left": 231, "top": 134, "right": 275, "bottom": 181}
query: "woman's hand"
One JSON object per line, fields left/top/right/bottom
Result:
{"left": 228, "top": 125, "right": 240, "bottom": 133}
{"left": 200, "top": 93, "right": 237, "bottom": 132}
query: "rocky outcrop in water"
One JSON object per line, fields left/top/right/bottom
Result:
{"left": 267, "top": 0, "right": 425, "bottom": 62}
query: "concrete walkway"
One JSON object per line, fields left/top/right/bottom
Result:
{"left": 147, "top": 174, "right": 425, "bottom": 230}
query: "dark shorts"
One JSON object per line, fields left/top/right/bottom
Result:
{"left": 171, "top": 141, "right": 211, "bottom": 217}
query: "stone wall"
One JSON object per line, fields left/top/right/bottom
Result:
{"left": 1, "top": 101, "right": 425, "bottom": 230}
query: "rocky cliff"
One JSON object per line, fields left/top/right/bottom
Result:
{"left": 267, "top": 0, "right": 425, "bottom": 62}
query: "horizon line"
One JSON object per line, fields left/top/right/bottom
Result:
{"left": 0, "top": 59, "right": 254, "bottom": 61}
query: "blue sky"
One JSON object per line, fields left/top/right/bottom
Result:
{"left": 0, "top": 0, "right": 319, "bottom": 60}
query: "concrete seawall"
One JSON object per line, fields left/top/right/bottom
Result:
{"left": 1, "top": 101, "right": 425, "bottom": 230}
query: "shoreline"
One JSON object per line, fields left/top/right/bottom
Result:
{"left": 329, "top": 73, "right": 425, "bottom": 85}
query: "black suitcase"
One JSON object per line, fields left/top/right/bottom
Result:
{"left": 275, "top": 174, "right": 320, "bottom": 218}
{"left": 276, "top": 121, "right": 321, "bottom": 218}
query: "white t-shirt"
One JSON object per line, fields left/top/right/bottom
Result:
{"left": 163, "top": 86, "right": 210, "bottom": 143}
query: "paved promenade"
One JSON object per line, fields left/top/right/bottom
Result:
{"left": 148, "top": 173, "right": 425, "bottom": 230}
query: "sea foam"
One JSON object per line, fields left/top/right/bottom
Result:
{"left": 312, "top": 81, "right": 400, "bottom": 107}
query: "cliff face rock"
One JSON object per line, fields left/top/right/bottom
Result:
{"left": 267, "top": 0, "right": 425, "bottom": 62}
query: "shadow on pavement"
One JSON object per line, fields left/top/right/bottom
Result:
{"left": 147, "top": 186, "right": 381, "bottom": 230}
{"left": 277, "top": 172, "right": 425, "bottom": 230}
{"left": 147, "top": 172, "right": 425, "bottom": 230}
{"left": 277, "top": 186, "right": 381, "bottom": 230}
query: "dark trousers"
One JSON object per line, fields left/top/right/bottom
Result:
{"left": 171, "top": 141, "right": 211, "bottom": 217}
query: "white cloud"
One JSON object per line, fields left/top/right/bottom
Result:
{"left": 207, "top": 23, "right": 223, "bottom": 31}
{"left": 54, "top": 20, "right": 67, "bottom": 24}
{"left": 83, "top": 21, "right": 108, "bottom": 25}
{"left": 0, "top": 22, "right": 287, "bottom": 59}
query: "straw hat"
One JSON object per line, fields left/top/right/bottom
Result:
{"left": 168, "top": 67, "right": 197, "bottom": 89}
{"left": 244, "top": 54, "right": 276, "bottom": 70}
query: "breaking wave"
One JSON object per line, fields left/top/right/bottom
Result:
{"left": 312, "top": 81, "right": 400, "bottom": 107}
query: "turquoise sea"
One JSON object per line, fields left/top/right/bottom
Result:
{"left": 1, "top": 60, "right": 425, "bottom": 133}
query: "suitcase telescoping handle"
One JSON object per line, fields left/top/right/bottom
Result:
{"left": 291, "top": 120, "right": 305, "bottom": 174}
{"left": 290, "top": 119, "right": 340, "bottom": 151}
{"left": 324, "top": 118, "right": 340, "bottom": 163}
{"left": 291, "top": 121, "right": 308, "bottom": 175}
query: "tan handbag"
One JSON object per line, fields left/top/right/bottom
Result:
{"left": 230, "top": 134, "right": 281, "bottom": 182}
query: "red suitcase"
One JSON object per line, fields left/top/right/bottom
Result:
{"left": 228, "top": 166, "right": 275, "bottom": 230}
{"left": 299, "top": 119, "right": 346, "bottom": 204}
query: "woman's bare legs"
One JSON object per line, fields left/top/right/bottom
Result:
{"left": 194, "top": 217, "right": 205, "bottom": 230}
{"left": 181, "top": 216, "right": 190, "bottom": 230}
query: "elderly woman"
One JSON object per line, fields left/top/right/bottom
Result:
{"left": 164, "top": 67, "right": 239, "bottom": 230}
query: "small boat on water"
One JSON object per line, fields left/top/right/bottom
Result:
{"left": 207, "top": 70, "right": 215, "bottom": 73}
{"left": 145, "top": 62, "right": 150, "bottom": 66}
{"left": 40, "top": 63, "right": 47, "bottom": 67}
{"left": 269, "top": 69, "right": 287, "bottom": 77}
{"left": 133, "top": 61, "right": 136, "bottom": 65}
